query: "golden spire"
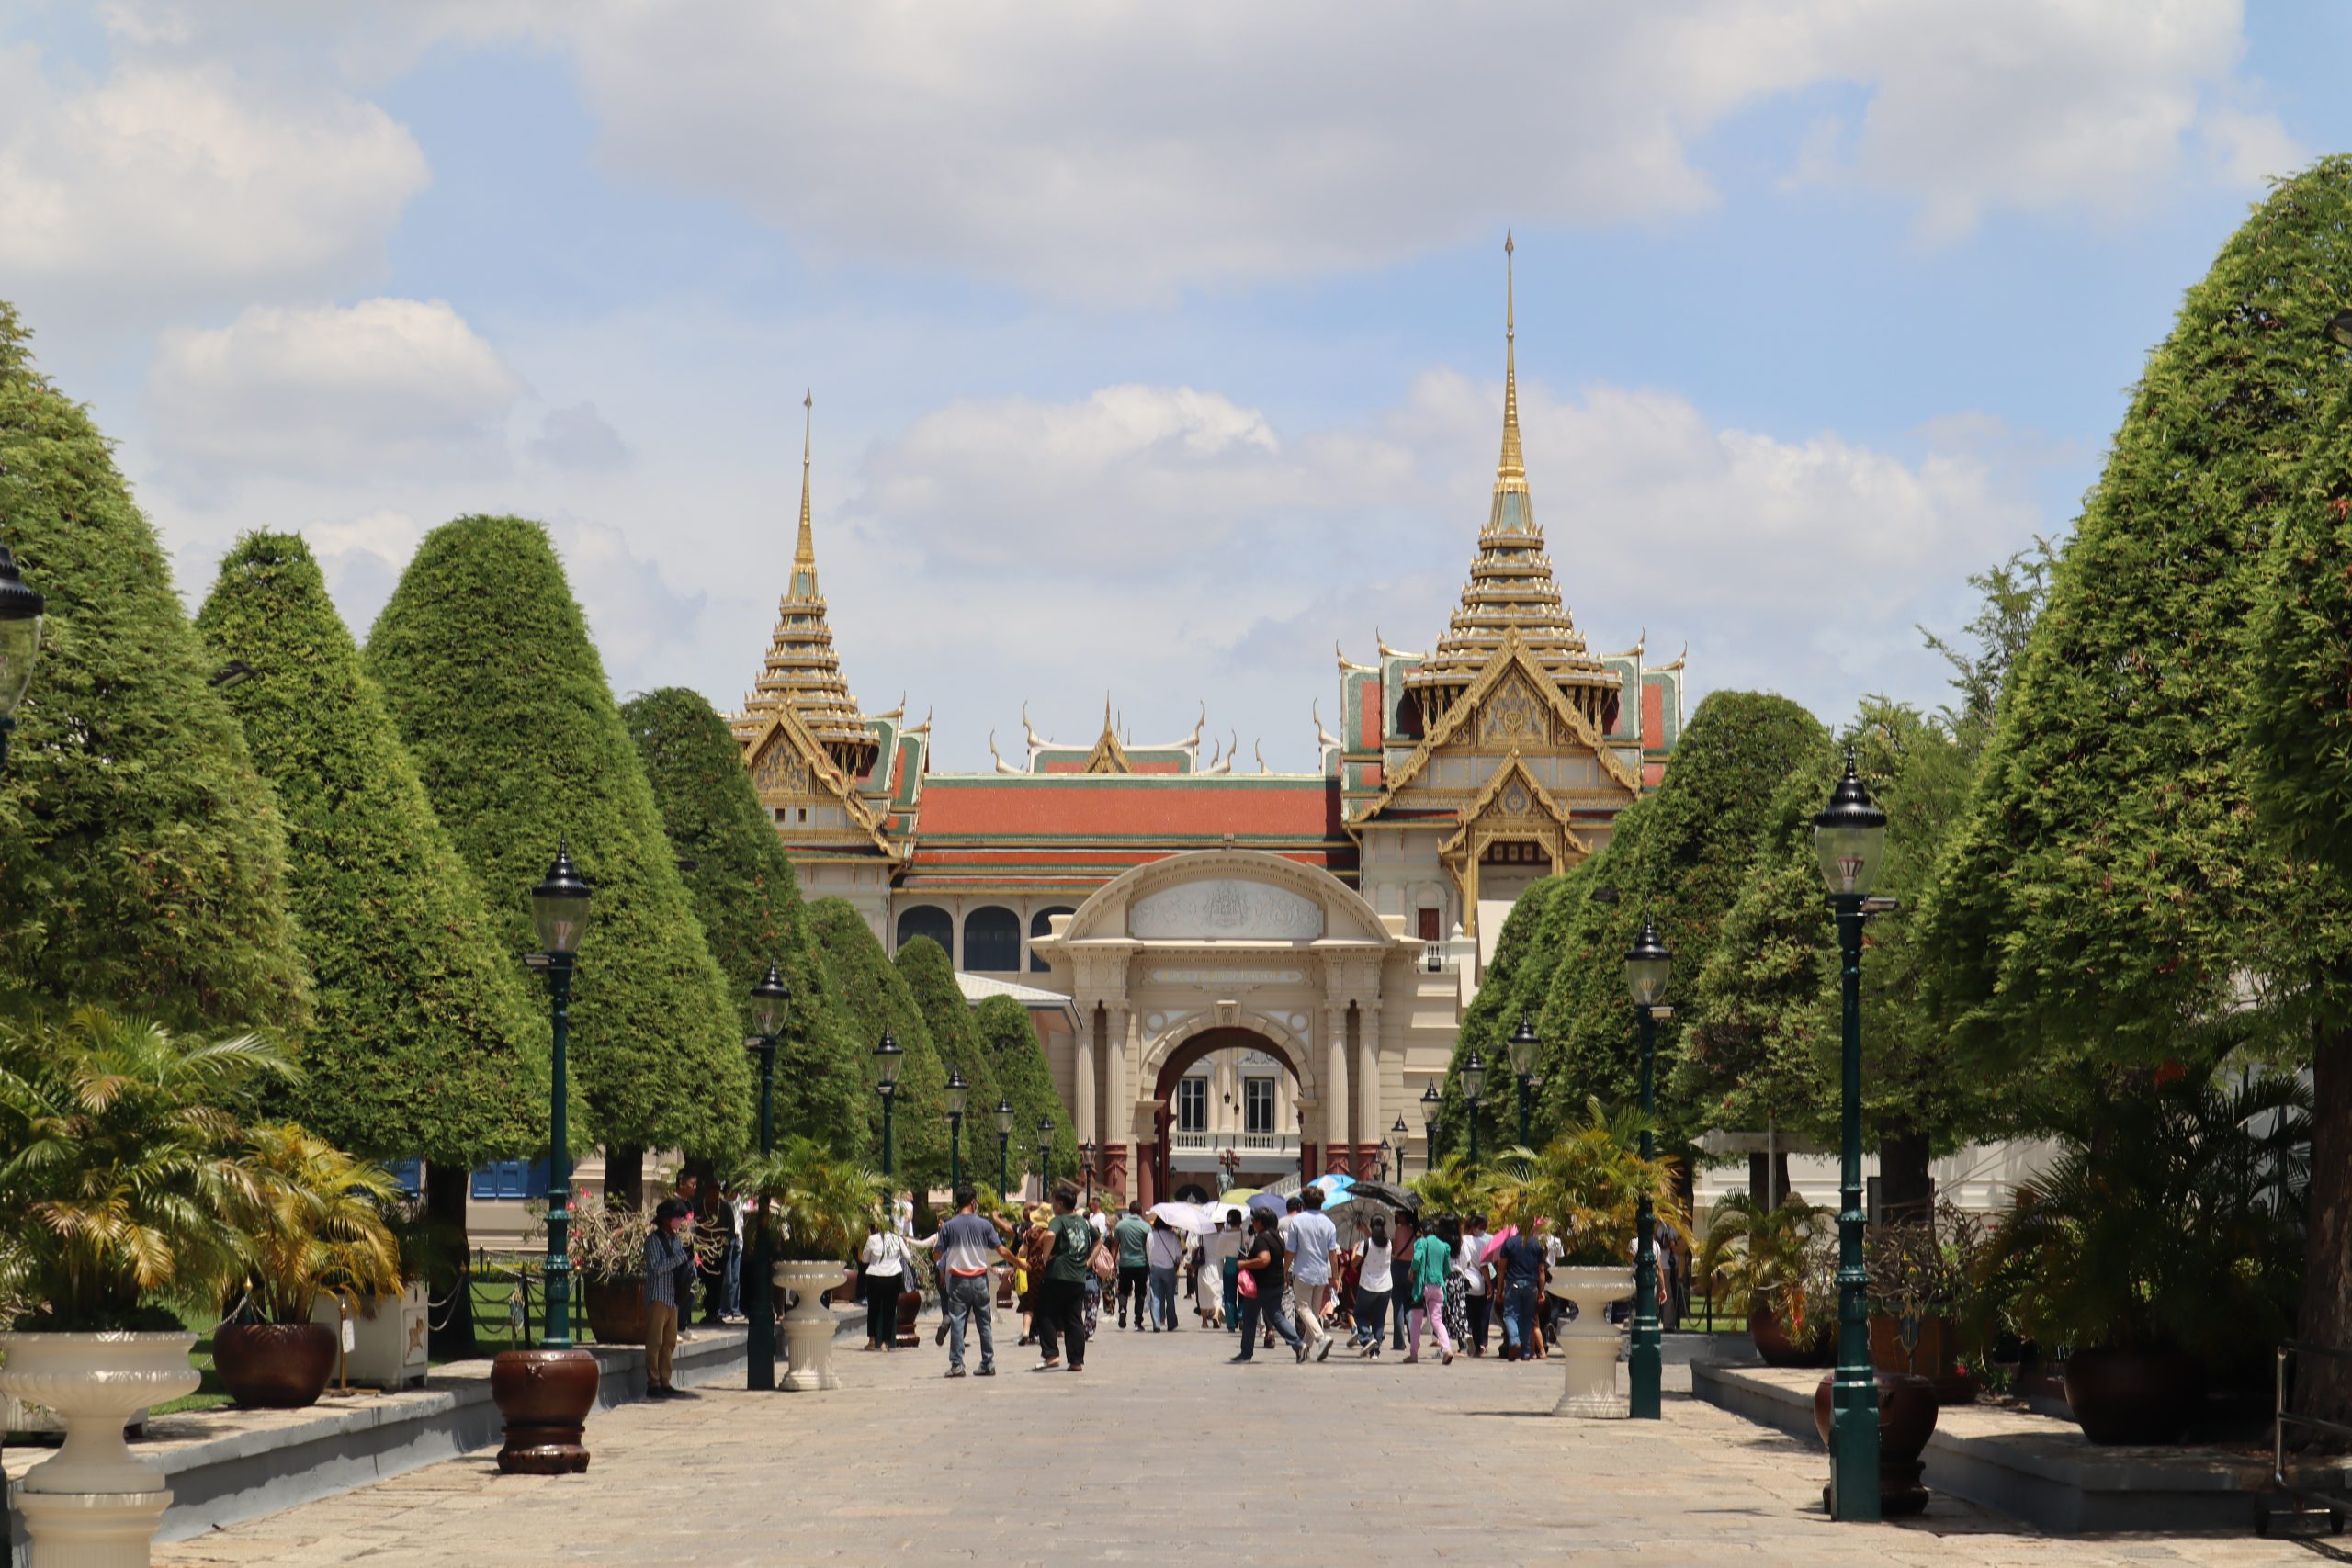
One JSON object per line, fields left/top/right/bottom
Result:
{"left": 790, "top": 390, "right": 818, "bottom": 603}
{"left": 1498, "top": 231, "right": 1524, "bottom": 485}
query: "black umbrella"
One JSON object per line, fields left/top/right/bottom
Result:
{"left": 1348, "top": 1179, "right": 1420, "bottom": 1213}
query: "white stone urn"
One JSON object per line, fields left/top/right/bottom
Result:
{"left": 773, "top": 1260, "right": 849, "bottom": 1393}
{"left": 1545, "top": 1266, "right": 1634, "bottom": 1418}
{"left": 0, "top": 1330, "right": 200, "bottom": 1567}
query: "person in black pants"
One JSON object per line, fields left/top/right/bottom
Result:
{"left": 1389, "top": 1211, "right": 1418, "bottom": 1351}
{"left": 1033, "top": 1181, "right": 1093, "bottom": 1371}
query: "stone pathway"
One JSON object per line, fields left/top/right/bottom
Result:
{"left": 153, "top": 1325, "right": 2324, "bottom": 1567}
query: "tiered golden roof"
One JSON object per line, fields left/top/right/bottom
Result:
{"left": 743, "top": 395, "right": 880, "bottom": 779}
{"left": 1403, "top": 236, "right": 1616, "bottom": 732}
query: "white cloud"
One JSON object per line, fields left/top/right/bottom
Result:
{"left": 148, "top": 299, "right": 523, "bottom": 480}
{"left": 0, "top": 48, "right": 428, "bottom": 320}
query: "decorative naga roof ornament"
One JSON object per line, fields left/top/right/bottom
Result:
{"left": 1081, "top": 696, "right": 1134, "bottom": 774}
{"left": 740, "top": 391, "right": 879, "bottom": 779}
{"left": 1401, "top": 234, "right": 1615, "bottom": 734}
{"left": 1313, "top": 699, "right": 1341, "bottom": 757}
{"left": 1337, "top": 640, "right": 1376, "bottom": 674}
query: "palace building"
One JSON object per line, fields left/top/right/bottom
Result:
{"left": 731, "top": 245, "right": 1686, "bottom": 1203}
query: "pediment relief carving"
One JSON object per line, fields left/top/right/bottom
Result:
{"left": 1477, "top": 675, "right": 1548, "bottom": 748}
{"left": 752, "top": 739, "right": 812, "bottom": 795}
{"left": 1130, "top": 878, "right": 1325, "bottom": 942}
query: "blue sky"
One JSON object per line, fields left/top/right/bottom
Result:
{"left": 1, "top": 2, "right": 2344, "bottom": 770}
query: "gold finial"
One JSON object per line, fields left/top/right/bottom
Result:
{"left": 790, "top": 391, "right": 819, "bottom": 601}
{"left": 1498, "top": 234, "right": 1524, "bottom": 484}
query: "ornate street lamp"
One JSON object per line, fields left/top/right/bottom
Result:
{"left": 1815, "top": 751, "right": 1889, "bottom": 1522}
{"left": 0, "top": 544, "right": 44, "bottom": 771}
{"left": 1389, "top": 1114, "right": 1410, "bottom": 1184}
{"left": 1419, "top": 1081, "right": 1439, "bottom": 1173}
{"left": 1458, "top": 1049, "right": 1487, "bottom": 1165}
{"left": 1037, "top": 1115, "right": 1055, "bottom": 1196}
{"left": 944, "top": 1067, "right": 968, "bottom": 1193}
{"left": 994, "top": 1097, "right": 1014, "bottom": 1199}
{"left": 874, "top": 1031, "right": 903, "bottom": 1177}
{"left": 493, "top": 840, "right": 594, "bottom": 1474}
{"left": 1079, "top": 1140, "right": 1096, "bottom": 1209}
{"left": 1623, "top": 918, "right": 1672, "bottom": 1421}
{"left": 743, "top": 961, "right": 788, "bottom": 1391}
{"left": 1506, "top": 1014, "right": 1540, "bottom": 1148}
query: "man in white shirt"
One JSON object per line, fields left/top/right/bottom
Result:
{"left": 1144, "top": 1216, "right": 1186, "bottom": 1331}
{"left": 1286, "top": 1187, "right": 1340, "bottom": 1361}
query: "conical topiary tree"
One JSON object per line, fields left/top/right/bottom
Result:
{"left": 365, "top": 516, "right": 752, "bottom": 1178}
{"left": 972, "top": 993, "right": 1077, "bottom": 1197}
{"left": 806, "top": 897, "right": 947, "bottom": 1191}
{"left": 894, "top": 934, "right": 1001, "bottom": 1181}
{"left": 1922, "top": 156, "right": 2352, "bottom": 1417}
{"left": 0, "top": 302, "right": 311, "bottom": 1031}
{"left": 623, "top": 686, "right": 867, "bottom": 1160}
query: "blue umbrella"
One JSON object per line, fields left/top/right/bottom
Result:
{"left": 1246, "top": 1191, "right": 1292, "bottom": 1217}
{"left": 1311, "top": 1174, "right": 1356, "bottom": 1207}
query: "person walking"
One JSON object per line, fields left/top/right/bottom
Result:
{"left": 1114, "top": 1201, "right": 1152, "bottom": 1330}
{"left": 1034, "top": 1181, "right": 1093, "bottom": 1372}
{"left": 1406, "top": 1213, "right": 1457, "bottom": 1365}
{"left": 641, "top": 1199, "right": 695, "bottom": 1397}
{"left": 1145, "top": 1214, "right": 1185, "bottom": 1331}
{"left": 1228, "top": 1209, "right": 1305, "bottom": 1364}
{"left": 1287, "top": 1186, "right": 1340, "bottom": 1361}
{"left": 1389, "top": 1210, "right": 1419, "bottom": 1353}
{"left": 1016, "top": 1203, "right": 1054, "bottom": 1347}
{"left": 1459, "top": 1213, "right": 1492, "bottom": 1356}
{"left": 694, "top": 1180, "right": 736, "bottom": 1327}
{"left": 910, "top": 1186, "right": 1016, "bottom": 1378}
{"left": 1351, "top": 1215, "right": 1394, "bottom": 1357}
{"left": 1496, "top": 1220, "right": 1546, "bottom": 1361}
{"left": 1195, "top": 1211, "right": 1238, "bottom": 1328}
{"left": 859, "top": 1205, "right": 910, "bottom": 1351}
{"left": 1218, "top": 1211, "right": 1245, "bottom": 1330}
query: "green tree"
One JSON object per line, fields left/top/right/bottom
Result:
{"left": 622, "top": 686, "right": 866, "bottom": 1159}
{"left": 0, "top": 303, "right": 310, "bottom": 1032}
{"left": 805, "top": 897, "right": 948, "bottom": 1190}
{"left": 1449, "top": 693, "right": 1828, "bottom": 1157}
{"left": 195, "top": 532, "right": 551, "bottom": 1163}
{"left": 1918, "top": 157, "right": 2352, "bottom": 1413}
{"left": 894, "top": 934, "right": 1001, "bottom": 1179}
{"left": 970, "top": 994, "right": 1078, "bottom": 1192}
{"left": 365, "top": 516, "right": 751, "bottom": 1170}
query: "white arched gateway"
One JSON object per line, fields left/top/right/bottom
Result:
{"left": 1029, "top": 850, "right": 1463, "bottom": 1204}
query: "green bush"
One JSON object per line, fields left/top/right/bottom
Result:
{"left": 972, "top": 992, "right": 1077, "bottom": 1188}
{"left": 805, "top": 897, "right": 947, "bottom": 1188}
{"left": 895, "top": 934, "right": 1001, "bottom": 1159}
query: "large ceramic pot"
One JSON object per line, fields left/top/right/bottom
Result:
{"left": 2063, "top": 1346, "right": 2202, "bottom": 1445}
{"left": 1813, "top": 1370, "right": 1939, "bottom": 1515}
{"left": 1546, "top": 1266, "right": 1634, "bottom": 1417}
{"left": 489, "top": 1348, "right": 600, "bottom": 1474}
{"left": 582, "top": 1277, "right": 649, "bottom": 1346}
{"left": 895, "top": 1287, "right": 922, "bottom": 1348}
{"left": 775, "top": 1259, "right": 850, "bottom": 1392}
{"left": 1751, "top": 1301, "right": 1835, "bottom": 1368}
{"left": 1869, "top": 1315, "right": 1979, "bottom": 1406}
{"left": 0, "top": 1330, "right": 200, "bottom": 1568}
{"left": 214, "top": 1322, "right": 337, "bottom": 1408}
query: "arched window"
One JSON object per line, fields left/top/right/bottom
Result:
{"left": 964, "top": 906, "right": 1021, "bottom": 972}
{"left": 1029, "top": 906, "right": 1076, "bottom": 972}
{"left": 896, "top": 906, "right": 953, "bottom": 959}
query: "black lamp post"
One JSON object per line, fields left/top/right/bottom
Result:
{"left": 492, "top": 840, "right": 594, "bottom": 1474}
{"left": 875, "top": 1031, "right": 903, "bottom": 1177}
{"left": 0, "top": 544, "right": 45, "bottom": 771}
{"left": 1419, "top": 1082, "right": 1439, "bottom": 1173}
{"left": 944, "top": 1067, "right": 968, "bottom": 1193}
{"left": 744, "top": 961, "right": 788, "bottom": 1391}
{"left": 1459, "top": 1050, "right": 1487, "bottom": 1165}
{"left": 1038, "top": 1115, "right": 1054, "bottom": 1196}
{"left": 1815, "top": 751, "right": 1889, "bottom": 1522}
{"left": 1506, "top": 1014, "right": 1540, "bottom": 1148}
{"left": 1079, "top": 1141, "right": 1096, "bottom": 1209}
{"left": 1389, "top": 1115, "right": 1409, "bottom": 1184}
{"left": 993, "top": 1098, "right": 1013, "bottom": 1198}
{"left": 1624, "top": 918, "right": 1671, "bottom": 1421}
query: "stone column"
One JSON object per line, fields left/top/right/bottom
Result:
{"left": 1355, "top": 997, "right": 1382, "bottom": 1176}
{"left": 1075, "top": 1002, "right": 1099, "bottom": 1149}
{"left": 1323, "top": 1002, "right": 1351, "bottom": 1176}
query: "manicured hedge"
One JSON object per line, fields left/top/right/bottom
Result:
{"left": 972, "top": 992, "right": 1078, "bottom": 1190}
{"left": 806, "top": 897, "right": 947, "bottom": 1186}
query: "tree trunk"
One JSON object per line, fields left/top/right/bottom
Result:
{"left": 1747, "top": 1151, "right": 1794, "bottom": 1208}
{"left": 1748, "top": 1153, "right": 1769, "bottom": 1206}
{"left": 1877, "top": 1124, "right": 1934, "bottom": 1225}
{"left": 2297, "top": 1020, "right": 2352, "bottom": 1425}
{"left": 424, "top": 1162, "right": 477, "bottom": 1361}
{"left": 604, "top": 1144, "right": 644, "bottom": 1210}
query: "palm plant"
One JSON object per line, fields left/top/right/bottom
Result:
{"left": 1490, "top": 1097, "right": 1690, "bottom": 1267}
{"left": 235, "top": 1124, "right": 404, "bottom": 1324}
{"left": 1696, "top": 1192, "right": 1831, "bottom": 1348}
{"left": 1976, "top": 1066, "right": 2308, "bottom": 1371}
{"left": 0, "top": 1008, "right": 288, "bottom": 1330}
{"left": 733, "top": 1136, "right": 887, "bottom": 1262}
{"left": 1408, "top": 1154, "right": 1502, "bottom": 1216}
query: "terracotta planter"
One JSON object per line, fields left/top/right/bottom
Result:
{"left": 489, "top": 1347, "right": 600, "bottom": 1473}
{"left": 1546, "top": 1266, "right": 1634, "bottom": 1417}
{"left": 895, "top": 1287, "right": 922, "bottom": 1348}
{"left": 215, "top": 1322, "right": 337, "bottom": 1409}
{"left": 2063, "top": 1346, "right": 2202, "bottom": 1445}
{"left": 1750, "top": 1302, "right": 1835, "bottom": 1368}
{"left": 1869, "top": 1315, "right": 1979, "bottom": 1406}
{"left": 1814, "top": 1370, "right": 1939, "bottom": 1516}
{"left": 582, "top": 1277, "right": 648, "bottom": 1346}
{"left": 0, "top": 1330, "right": 200, "bottom": 1568}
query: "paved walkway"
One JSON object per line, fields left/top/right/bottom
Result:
{"left": 155, "top": 1325, "right": 2321, "bottom": 1567}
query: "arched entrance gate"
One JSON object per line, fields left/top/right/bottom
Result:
{"left": 1032, "top": 849, "right": 1434, "bottom": 1207}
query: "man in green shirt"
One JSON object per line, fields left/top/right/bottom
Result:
{"left": 1035, "top": 1182, "right": 1094, "bottom": 1371}
{"left": 1113, "top": 1200, "right": 1152, "bottom": 1330}
{"left": 1407, "top": 1220, "right": 1457, "bottom": 1364}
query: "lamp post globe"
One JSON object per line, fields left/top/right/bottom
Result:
{"left": 492, "top": 840, "right": 596, "bottom": 1473}
{"left": 944, "top": 1067, "right": 968, "bottom": 1193}
{"left": 0, "top": 544, "right": 45, "bottom": 771}
{"left": 742, "top": 960, "right": 788, "bottom": 1390}
{"left": 994, "top": 1097, "right": 1014, "bottom": 1198}
{"left": 1419, "top": 1081, "right": 1440, "bottom": 1173}
{"left": 750, "top": 962, "right": 789, "bottom": 1040}
{"left": 1815, "top": 750, "right": 1888, "bottom": 1522}
{"left": 1458, "top": 1050, "right": 1487, "bottom": 1165}
{"left": 1507, "top": 1014, "right": 1540, "bottom": 1147}
{"left": 1622, "top": 916, "right": 1672, "bottom": 1420}
{"left": 874, "top": 1031, "right": 903, "bottom": 1177}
